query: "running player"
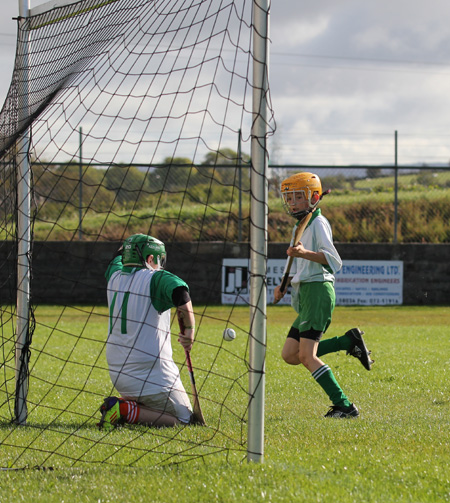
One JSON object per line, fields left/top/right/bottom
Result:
{"left": 98, "top": 234, "right": 195, "bottom": 430}
{"left": 273, "top": 172, "right": 373, "bottom": 418}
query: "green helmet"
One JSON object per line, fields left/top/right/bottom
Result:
{"left": 122, "top": 234, "right": 166, "bottom": 269}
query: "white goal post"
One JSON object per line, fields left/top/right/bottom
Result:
{"left": 15, "top": 0, "right": 32, "bottom": 426}
{"left": 248, "top": 0, "right": 269, "bottom": 463}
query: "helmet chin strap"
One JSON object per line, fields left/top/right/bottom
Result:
{"left": 154, "top": 256, "right": 163, "bottom": 271}
{"left": 292, "top": 188, "right": 331, "bottom": 219}
{"left": 135, "top": 245, "right": 164, "bottom": 270}
{"left": 292, "top": 209, "right": 311, "bottom": 220}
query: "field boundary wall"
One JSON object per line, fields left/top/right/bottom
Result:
{"left": 0, "top": 242, "right": 448, "bottom": 305}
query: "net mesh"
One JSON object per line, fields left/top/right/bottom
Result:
{"left": 0, "top": 0, "right": 273, "bottom": 468}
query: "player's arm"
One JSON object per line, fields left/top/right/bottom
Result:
{"left": 291, "top": 218, "right": 342, "bottom": 272}
{"left": 286, "top": 218, "right": 340, "bottom": 268}
{"left": 151, "top": 272, "right": 196, "bottom": 350}
{"left": 173, "top": 286, "right": 195, "bottom": 352}
{"left": 287, "top": 243, "right": 329, "bottom": 265}
{"left": 273, "top": 250, "right": 295, "bottom": 303}
{"left": 273, "top": 277, "right": 292, "bottom": 303}
{"left": 105, "top": 247, "right": 124, "bottom": 281}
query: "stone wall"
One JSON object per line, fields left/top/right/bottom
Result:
{"left": 0, "top": 241, "right": 448, "bottom": 305}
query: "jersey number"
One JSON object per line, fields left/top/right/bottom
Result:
{"left": 109, "top": 291, "right": 130, "bottom": 334}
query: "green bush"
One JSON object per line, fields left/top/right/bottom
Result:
{"left": 4, "top": 164, "right": 449, "bottom": 243}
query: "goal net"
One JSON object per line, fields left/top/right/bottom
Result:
{"left": 0, "top": 0, "right": 273, "bottom": 468}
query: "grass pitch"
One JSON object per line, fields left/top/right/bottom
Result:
{"left": 1, "top": 305, "right": 449, "bottom": 502}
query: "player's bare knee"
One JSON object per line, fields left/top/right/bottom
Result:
{"left": 298, "top": 352, "right": 313, "bottom": 367}
{"left": 281, "top": 349, "right": 300, "bottom": 365}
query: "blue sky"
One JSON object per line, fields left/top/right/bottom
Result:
{"left": 2, "top": 1, "right": 450, "bottom": 166}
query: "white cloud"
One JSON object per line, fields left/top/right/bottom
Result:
{"left": 268, "top": 0, "right": 450, "bottom": 164}
{"left": 271, "top": 16, "right": 329, "bottom": 47}
{"left": 2, "top": 1, "right": 450, "bottom": 165}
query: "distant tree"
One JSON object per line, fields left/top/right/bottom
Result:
{"left": 152, "top": 156, "right": 196, "bottom": 191}
{"left": 199, "top": 148, "right": 250, "bottom": 186}
{"left": 366, "top": 167, "right": 382, "bottom": 179}
{"left": 32, "top": 163, "right": 115, "bottom": 215}
{"left": 202, "top": 148, "right": 240, "bottom": 166}
{"left": 417, "top": 169, "right": 434, "bottom": 186}
{"left": 321, "top": 175, "right": 347, "bottom": 190}
{"left": 104, "top": 164, "right": 147, "bottom": 205}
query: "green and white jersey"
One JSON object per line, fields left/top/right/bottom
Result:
{"left": 288, "top": 210, "right": 341, "bottom": 313}
{"left": 105, "top": 256, "right": 188, "bottom": 397}
{"left": 288, "top": 208, "right": 342, "bottom": 299}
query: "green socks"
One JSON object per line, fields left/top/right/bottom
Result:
{"left": 317, "top": 334, "right": 352, "bottom": 358}
{"left": 312, "top": 364, "right": 351, "bottom": 407}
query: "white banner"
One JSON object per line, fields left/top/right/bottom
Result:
{"left": 335, "top": 260, "right": 403, "bottom": 305}
{"left": 222, "top": 258, "right": 289, "bottom": 305}
{"left": 221, "top": 258, "right": 403, "bottom": 306}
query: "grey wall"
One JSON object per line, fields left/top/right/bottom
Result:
{"left": 0, "top": 241, "right": 448, "bottom": 305}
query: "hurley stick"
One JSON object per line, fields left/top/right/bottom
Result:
{"left": 277, "top": 211, "right": 313, "bottom": 296}
{"left": 177, "top": 315, "right": 206, "bottom": 426}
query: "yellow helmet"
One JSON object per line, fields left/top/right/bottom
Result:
{"left": 280, "top": 172, "right": 322, "bottom": 218}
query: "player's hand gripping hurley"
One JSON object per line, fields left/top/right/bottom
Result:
{"left": 276, "top": 211, "right": 312, "bottom": 298}
{"left": 177, "top": 314, "right": 206, "bottom": 426}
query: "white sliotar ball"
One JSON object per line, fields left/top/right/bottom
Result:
{"left": 223, "top": 328, "right": 236, "bottom": 341}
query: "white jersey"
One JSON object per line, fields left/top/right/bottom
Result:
{"left": 287, "top": 209, "right": 342, "bottom": 311}
{"left": 106, "top": 265, "right": 186, "bottom": 398}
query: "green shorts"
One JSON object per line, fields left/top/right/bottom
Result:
{"left": 292, "top": 282, "right": 335, "bottom": 334}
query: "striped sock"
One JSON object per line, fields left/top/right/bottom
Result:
{"left": 119, "top": 400, "right": 140, "bottom": 424}
{"left": 312, "top": 364, "right": 351, "bottom": 408}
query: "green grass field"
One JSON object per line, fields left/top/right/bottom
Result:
{"left": 1, "top": 305, "right": 449, "bottom": 502}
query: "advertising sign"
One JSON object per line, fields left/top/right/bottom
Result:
{"left": 335, "top": 260, "right": 403, "bottom": 305}
{"left": 222, "top": 258, "right": 289, "bottom": 305}
{"left": 221, "top": 258, "right": 403, "bottom": 306}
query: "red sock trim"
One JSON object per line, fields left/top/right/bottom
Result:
{"left": 119, "top": 400, "right": 140, "bottom": 424}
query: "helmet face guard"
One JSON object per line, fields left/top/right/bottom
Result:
{"left": 281, "top": 172, "right": 322, "bottom": 219}
{"left": 122, "top": 234, "right": 166, "bottom": 269}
